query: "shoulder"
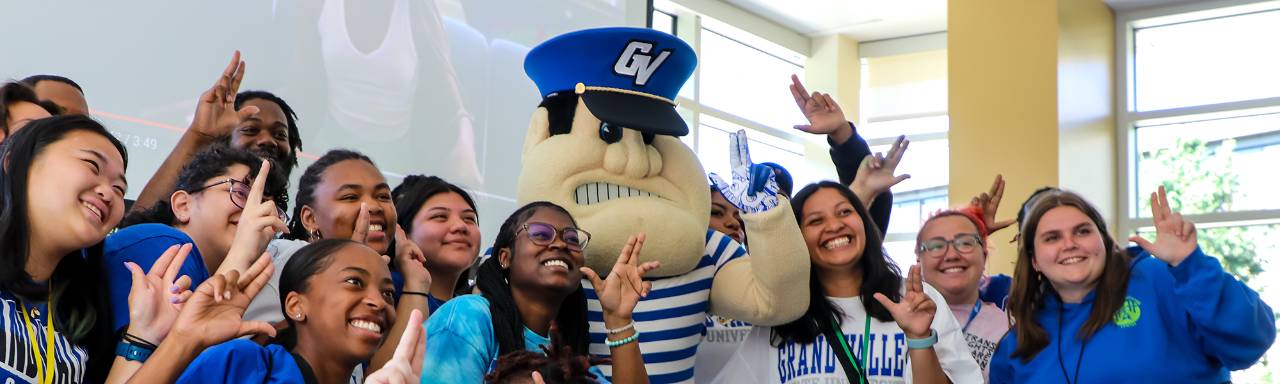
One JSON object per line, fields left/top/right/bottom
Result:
{"left": 106, "top": 224, "right": 193, "bottom": 253}
{"left": 428, "top": 295, "right": 492, "bottom": 332}
{"left": 704, "top": 229, "right": 747, "bottom": 268}
{"left": 188, "top": 339, "right": 274, "bottom": 369}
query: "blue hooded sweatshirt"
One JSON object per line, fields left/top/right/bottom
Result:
{"left": 989, "top": 247, "right": 1275, "bottom": 383}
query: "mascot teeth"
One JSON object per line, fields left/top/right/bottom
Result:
{"left": 574, "top": 182, "right": 660, "bottom": 205}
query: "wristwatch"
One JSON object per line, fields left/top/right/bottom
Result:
{"left": 905, "top": 329, "right": 938, "bottom": 350}
{"left": 116, "top": 340, "right": 155, "bottom": 362}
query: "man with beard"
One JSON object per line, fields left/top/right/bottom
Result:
{"left": 131, "top": 52, "right": 303, "bottom": 215}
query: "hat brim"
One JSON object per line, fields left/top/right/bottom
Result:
{"left": 580, "top": 91, "right": 688, "bottom": 137}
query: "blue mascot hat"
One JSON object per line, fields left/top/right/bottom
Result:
{"left": 525, "top": 27, "right": 696, "bottom": 137}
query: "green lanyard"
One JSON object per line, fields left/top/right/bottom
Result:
{"left": 829, "top": 314, "right": 871, "bottom": 384}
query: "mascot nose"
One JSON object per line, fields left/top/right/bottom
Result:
{"left": 604, "top": 129, "right": 663, "bottom": 178}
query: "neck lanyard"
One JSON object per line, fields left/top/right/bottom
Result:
{"left": 961, "top": 299, "right": 982, "bottom": 333}
{"left": 1056, "top": 302, "right": 1087, "bottom": 384}
{"left": 829, "top": 313, "right": 871, "bottom": 384}
{"left": 18, "top": 290, "right": 56, "bottom": 384}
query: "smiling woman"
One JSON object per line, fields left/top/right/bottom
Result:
{"left": 176, "top": 239, "right": 397, "bottom": 383}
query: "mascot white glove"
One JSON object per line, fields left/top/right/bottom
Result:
{"left": 709, "top": 130, "right": 780, "bottom": 214}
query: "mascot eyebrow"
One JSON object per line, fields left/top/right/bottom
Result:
{"left": 538, "top": 92, "right": 656, "bottom": 144}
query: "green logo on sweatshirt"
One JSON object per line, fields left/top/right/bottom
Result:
{"left": 1113, "top": 296, "right": 1141, "bottom": 328}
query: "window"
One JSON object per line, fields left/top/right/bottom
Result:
{"left": 650, "top": 2, "right": 821, "bottom": 194}
{"left": 860, "top": 48, "right": 950, "bottom": 253}
{"left": 1120, "top": 3, "right": 1280, "bottom": 380}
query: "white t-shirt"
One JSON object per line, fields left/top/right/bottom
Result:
{"left": 711, "top": 284, "right": 983, "bottom": 384}
{"left": 694, "top": 315, "right": 754, "bottom": 383}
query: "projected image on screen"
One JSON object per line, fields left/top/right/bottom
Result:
{"left": 1, "top": 0, "right": 643, "bottom": 246}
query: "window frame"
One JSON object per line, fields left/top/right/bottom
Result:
{"left": 1115, "top": 0, "right": 1280, "bottom": 238}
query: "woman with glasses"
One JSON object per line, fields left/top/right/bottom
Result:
{"left": 423, "top": 202, "right": 656, "bottom": 383}
{"left": 105, "top": 144, "right": 289, "bottom": 337}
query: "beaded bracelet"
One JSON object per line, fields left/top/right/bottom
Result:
{"left": 606, "top": 332, "right": 640, "bottom": 348}
{"left": 605, "top": 321, "right": 636, "bottom": 335}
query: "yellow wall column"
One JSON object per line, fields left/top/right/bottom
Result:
{"left": 802, "top": 35, "right": 862, "bottom": 178}
{"left": 950, "top": 0, "right": 1061, "bottom": 274}
{"left": 949, "top": 0, "right": 1115, "bottom": 275}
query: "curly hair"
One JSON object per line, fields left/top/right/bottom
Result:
{"left": 484, "top": 325, "right": 607, "bottom": 384}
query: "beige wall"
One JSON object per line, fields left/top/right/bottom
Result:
{"left": 949, "top": 0, "right": 1116, "bottom": 275}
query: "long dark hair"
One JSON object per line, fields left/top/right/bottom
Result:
{"left": 285, "top": 149, "right": 375, "bottom": 240}
{"left": 0, "top": 115, "right": 126, "bottom": 381}
{"left": 236, "top": 90, "right": 303, "bottom": 171}
{"left": 1008, "top": 189, "right": 1133, "bottom": 361}
{"left": 771, "top": 181, "right": 902, "bottom": 346}
{"left": 392, "top": 174, "right": 479, "bottom": 295}
{"left": 476, "top": 202, "right": 590, "bottom": 356}
{"left": 122, "top": 143, "right": 288, "bottom": 227}
{"left": 274, "top": 238, "right": 359, "bottom": 349}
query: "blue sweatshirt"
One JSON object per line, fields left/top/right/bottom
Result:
{"left": 989, "top": 247, "right": 1276, "bottom": 383}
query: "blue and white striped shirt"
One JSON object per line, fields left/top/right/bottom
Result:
{"left": 585, "top": 229, "right": 746, "bottom": 384}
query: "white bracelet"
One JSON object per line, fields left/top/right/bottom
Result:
{"left": 606, "top": 321, "right": 636, "bottom": 335}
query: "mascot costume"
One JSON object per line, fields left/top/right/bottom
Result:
{"left": 520, "top": 27, "right": 810, "bottom": 383}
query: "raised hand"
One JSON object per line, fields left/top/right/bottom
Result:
{"left": 849, "top": 135, "right": 910, "bottom": 208}
{"left": 219, "top": 159, "right": 288, "bottom": 275}
{"left": 969, "top": 174, "right": 1016, "bottom": 234}
{"left": 350, "top": 202, "right": 372, "bottom": 243}
{"left": 124, "top": 244, "right": 196, "bottom": 345}
{"left": 873, "top": 265, "right": 936, "bottom": 339}
{"left": 366, "top": 309, "right": 426, "bottom": 384}
{"left": 581, "top": 233, "right": 661, "bottom": 323}
{"left": 1128, "top": 185, "right": 1198, "bottom": 267}
{"left": 171, "top": 252, "right": 278, "bottom": 349}
{"left": 190, "top": 51, "right": 259, "bottom": 140}
{"left": 392, "top": 224, "right": 432, "bottom": 292}
{"left": 789, "top": 74, "right": 851, "bottom": 140}
{"left": 709, "top": 130, "right": 781, "bottom": 214}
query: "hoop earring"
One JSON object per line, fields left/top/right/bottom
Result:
{"left": 311, "top": 229, "right": 323, "bottom": 240}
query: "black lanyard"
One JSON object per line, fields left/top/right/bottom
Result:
{"left": 1056, "top": 304, "right": 1088, "bottom": 384}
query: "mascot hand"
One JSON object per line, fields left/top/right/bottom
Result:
{"left": 709, "top": 130, "right": 780, "bottom": 214}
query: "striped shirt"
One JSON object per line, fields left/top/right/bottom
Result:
{"left": 585, "top": 229, "right": 746, "bottom": 383}
{"left": 1, "top": 289, "right": 89, "bottom": 384}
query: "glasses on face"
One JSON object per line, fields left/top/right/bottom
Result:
{"left": 517, "top": 222, "right": 590, "bottom": 251}
{"left": 917, "top": 233, "right": 984, "bottom": 259}
{"left": 192, "top": 178, "right": 289, "bottom": 222}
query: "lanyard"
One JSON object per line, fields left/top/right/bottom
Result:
{"left": 829, "top": 314, "right": 872, "bottom": 384}
{"left": 961, "top": 300, "right": 982, "bottom": 333}
{"left": 18, "top": 292, "right": 56, "bottom": 384}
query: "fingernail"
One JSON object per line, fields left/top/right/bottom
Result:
{"left": 170, "top": 285, "right": 180, "bottom": 293}
{"left": 170, "top": 296, "right": 181, "bottom": 304}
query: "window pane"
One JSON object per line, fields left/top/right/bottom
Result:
{"left": 883, "top": 240, "right": 920, "bottom": 272}
{"left": 1134, "top": 9, "right": 1280, "bottom": 111}
{"left": 861, "top": 115, "right": 949, "bottom": 141}
{"left": 696, "top": 116, "right": 822, "bottom": 192}
{"left": 700, "top": 27, "right": 806, "bottom": 131}
{"left": 871, "top": 138, "right": 949, "bottom": 193}
{"left": 888, "top": 189, "right": 949, "bottom": 235}
{"left": 651, "top": 10, "right": 675, "bottom": 35}
{"left": 1133, "top": 111, "right": 1280, "bottom": 216}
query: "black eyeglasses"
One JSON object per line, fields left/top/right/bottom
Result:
{"left": 917, "top": 233, "right": 984, "bottom": 258}
{"left": 517, "top": 222, "right": 590, "bottom": 251}
{"left": 191, "top": 178, "right": 289, "bottom": 221}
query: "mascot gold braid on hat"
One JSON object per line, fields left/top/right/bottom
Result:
{"left": 519, "top": 27, "right": 809, "bottom": 383}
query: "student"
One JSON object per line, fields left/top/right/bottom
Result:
{"left": 392, "top": 175, "right": 482, "bottom": 313}
{"left": 132, "top": 52, "right": 304, "bottom": 213}
{"left": 0, "top": 115, "right": 128, "bottom": 382}
{"left": 423, "top": 202, "right": 655, "bottom": 383}
{"left": 0, "top": 81, "right": 57, "bottom": 140}
{"left": 22, "top": 74, "right": 89, "bottom": 116}
{"left": 104, "top": 144, "right": 288, "bottom": 333}
{"left": 243, "top": 148, "right": 431, "bottom": 374}
{"left": 715, "top": 181, "right": 983, "bottom": 383}
{"left": 988, "top": 187, "right": 1276, "bottom": 383}
{"left": 175, "top": 239, "right": 422, "bottom": 383}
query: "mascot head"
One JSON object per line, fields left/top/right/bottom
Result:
{"left": 518, "top": 27, "right": 709, "bottom": 277}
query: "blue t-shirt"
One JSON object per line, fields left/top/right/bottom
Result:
{"left": 422, "top": 295, "right": 607, "bottom": 384}
{"left": 177, "top": 339, "right": 304, "bottom": 383}
{"left": 0, "top": 289, "right": 90, "bottom": 383}
{"left": 989, "top": 247, "right": 1276, "bottom": 383}
{"left": 104, "top": 223, "right": 210, "bottom": 332}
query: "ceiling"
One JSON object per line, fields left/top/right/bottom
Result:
{"left": 722, "top": 0, "right": 947, "bottom": 42}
